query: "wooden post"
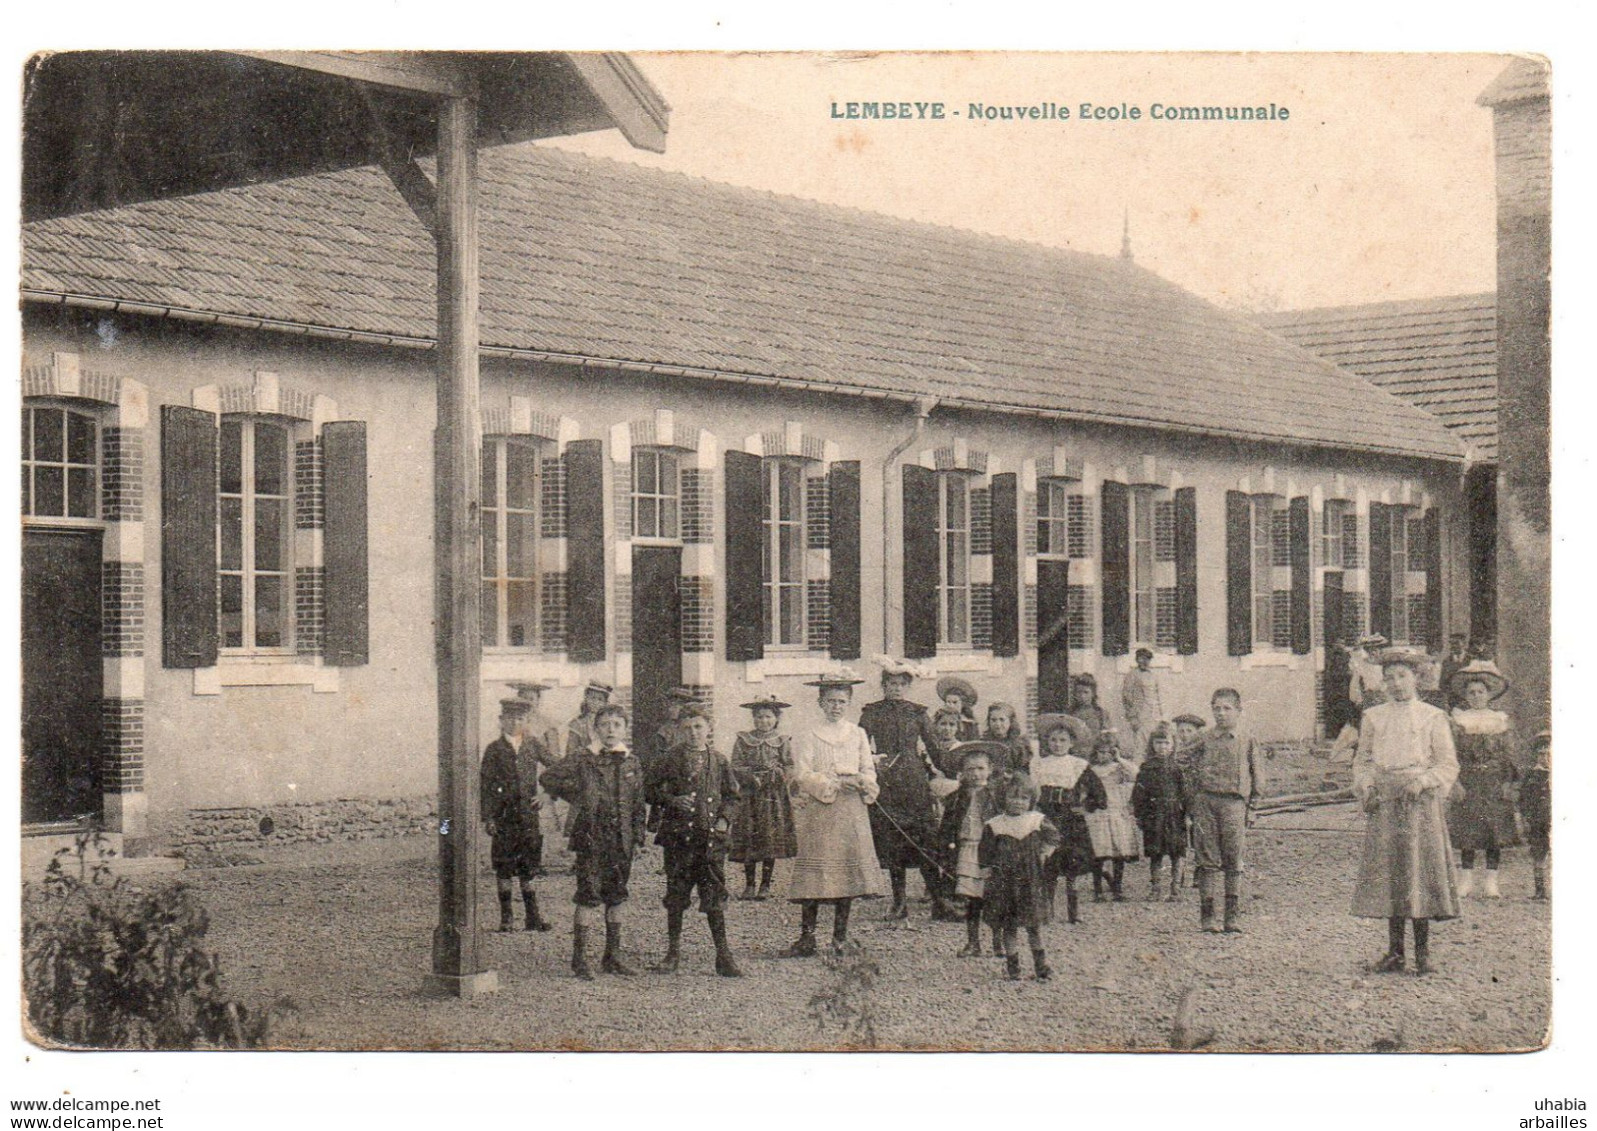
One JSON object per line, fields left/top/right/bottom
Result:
{"left": 427, "top": 93, "right": 497, "bottom": 998}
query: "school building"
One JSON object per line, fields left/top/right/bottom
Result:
{"left": 20, "top": 143, "right": 1472, "bottom": 849}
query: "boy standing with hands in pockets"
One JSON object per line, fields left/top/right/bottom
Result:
{"left": 1188, "top": 689, "right": 1262, "bottom": 934}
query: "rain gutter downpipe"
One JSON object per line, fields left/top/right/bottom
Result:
{"left": 882, "top": 396, "right": 939, "bottom": 654}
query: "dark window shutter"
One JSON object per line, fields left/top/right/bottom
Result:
{"left": 990, "top": 472, "right": 1020, "bottom": 658}
{"left": 1225, "top": 490, "right": 1252, "bottom": 656}
{"left": 1368, "top": 502, "right": 1392, "bottom": 641}
{"left": 828, "top": 461, "right": 862, "bottom": 660}
{"left": 1174, "top": 486, "right": 1198, "bottom": 655}
{"left": 1099, "top": 480, "right": 1130, "bottom": 656}
{"left": 902, "top": 464, "right": 938, "bottom": 660}
{"left": 723, "top": 449, "right": 764, "bottom": 662}
{"left": 1289, "top": 495, "right": 1311, "bottom": 655}
{"left": 322, "top": 421, "right": 369, "bottom": 666}
{"left": 564, "top": 439, "right": 606, "bottom": 663}
{"left": 1424, "top": 507, "right": 1443, "bottom": 652}
{"left": 161, "top": 405, "right": 218, "bottom": 668}
{"left": 1036, "top": 559, "right": 1071, "bottom": 712}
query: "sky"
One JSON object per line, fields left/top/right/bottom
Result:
{"left": 546, "top": 52, "right": 1508, "bottom": 311}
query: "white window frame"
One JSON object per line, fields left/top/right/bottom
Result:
{"left": 218, "top": 416, "right": 294, "bottom": 655}
{"left": 761, "top": 457, "right": 808, "bottom": 649}
{"left": 630, "top": 447, "right": 680, "bottom": 543}
{"left": 937, "top": 472, "right": 973, "bottom": 647}
{"left": 1250, "top": 494, "right": 1289, "bottom": 652}
{"left": 481, "top": 435, "right": 544, "bottom": 651}
{"left": 22, "top": 400, "right": 101, "bottom": 527}
{"left": 1322, "top": 498, "right": 1347, "bottom": 569}
{"left": 1128, "top": 486, "right": 1159, "bottom": 648}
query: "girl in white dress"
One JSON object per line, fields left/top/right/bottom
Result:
{"left": 782, "top": 672, "right": 884, "bottom": 956}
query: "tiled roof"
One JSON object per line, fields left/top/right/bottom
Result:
{"left": 22, "top": 145, "right": 1464, "bottom": 462}
{"left": 1260, "top": 295, "right": 1497, "bottom": 462}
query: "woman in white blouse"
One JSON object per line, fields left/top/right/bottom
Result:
{"left": 781, "top": 671, "right": 884, "bottom": 956}
{"left": 1351, "top": 649, "right": 1461, "bottom": 976}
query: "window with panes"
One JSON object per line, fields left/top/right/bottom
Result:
{"left": 1322, "top": 498, "right": 1347, "bottom": 568}
{"left": 1250, "top": 495, "right": 1285, "bottom": 649}
{"left": 1036, "top": 479, "right": 1092, "bottom": 558}
{"left": 22, "top": 404, "right": 98, "bottom": 521}
{"left": 481, "top": 436, "right": 543, "bottom": 649}
{"left": 219, "top": 418, "right": 291, "bottom": 651}
{"left": 938, "top": 472, "right": 972, "bottom": 646}
{"left": 1128, "top": 487, "right": 1158, "bottom": 646}
{"left": 631, "top": 448, "right": 680, "bottom": 541}
{"left": 762, "top": 459, "right": 807, "bottom": 647}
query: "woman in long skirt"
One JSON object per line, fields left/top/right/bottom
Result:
{"left": 1351, "top": 648, "right": 1460, "bottom": 976}
{"left": 782, "top": 670, "right": 883, "bottom": 956}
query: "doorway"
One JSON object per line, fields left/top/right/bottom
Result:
{"left": 631, "top": 545, "right": 683, "bottom": 749}
{"left": 1036, "top": 559, "right": 1071, "bottom": 713}
{"left": 22, "top": 528, "right": 104, "bottom": 826}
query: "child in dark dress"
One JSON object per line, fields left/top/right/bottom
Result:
{"left": 980, "top": 773, "right": 1061, "bottom": 981}
{"left": 1132, "top": 723, "right": 1188, "bottom": 902}
{"left": 1520, "top": 731, "right": 1551, "bottom": 901}
{"left": 1034, "top": 717, "right": 1104, "bottom": 925}
{"left": 941, "top": 748, "right": 1003, "bottom": 957}
{"left": 729, "top": 695, "right": 798, "bottom": 900}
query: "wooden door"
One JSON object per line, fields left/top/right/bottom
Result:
{"left": 631, "top": 545, "right": 683, "bottom": 750}
{"left": 1036, "top": 559, "right": 1071, "bottom": 713}
{"left": 22, "top": 528, "right": 104, "bottom": 825}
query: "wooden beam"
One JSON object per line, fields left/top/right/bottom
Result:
{"left": 238, "top": 50, "right": 473, "bottom": 99}
{"left": 356, "top": 85, "right": 438, "bottom": 234}
{"left": 566, "top": 53, "right": 670, "bottom": 154}
{"left": 426, "top": 93, "right": 495, "bottom": 999}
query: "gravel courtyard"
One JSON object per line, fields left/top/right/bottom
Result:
{"left": 163, "top": 812, "right": 1550, "bottom": 1053}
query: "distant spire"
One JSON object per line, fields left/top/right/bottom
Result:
{"left": 1120, "top": 208, "right": 1133, "bottom": 261}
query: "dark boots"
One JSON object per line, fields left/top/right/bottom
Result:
{"left": 523, "top": 890, "right": 552, "bottom": 932}
{"left": 709, "top": 908, "right": 742, "bottom": 977}
{"left": 1198, "top": 871, "right": 1220, "bottom": 932}
{"left": 958, "top": 901, "right": 983, "bottom": 956}
{"left": 1412, "top": 919, "right": 1432, "bottom": 976}
{"left": 602, "top": 921, "right": 637, "bottom": 975}
{"left": 831, "top": 899, "right": 854, "bottom": 953}
{"left": 782, "top": 900, "right": 820, "bottom": 957}
{"left": 498, "top": 890, "right": 515, "bottom": 932}
{"left": 889, "top": 869, "right": 909, "bottom": 919}
{"left": 1375, "top": 917, "right": 1406, "bottom": 972}
{"left": 758, "top": 860, "right": 775, "bottom": 900}
{"left": 1006, "top": 953, "right": 1023, "bottom": 980}
{"left": 1066, "top": 886, "right": 1080, "bottom": 925}
{"left": 1032, "top": 948, "right": 1052, "bottom": 981}
{"left": 652, "top": 908, "right": 683, "bottom": 973}
{"left": 571, "top": 922, "right": 595, "bottom": 980}
{"left": 740, "top": 862, "right": 759, "bottom": 900}
{"left": 1222, "top": 871, "right": 1242, "bottom": 933}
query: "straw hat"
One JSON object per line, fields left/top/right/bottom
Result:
{"left": 805, "top": 666, "right": 865, "bottom": 689}
{"left": 873, "top": 654, "right": 925, "bottom": 679}
{"left": 1036, "top": 713, "right": 1091, "bottom": 746}
{"left": 1372, "top": 646, "right": 1431, "bottom": 671}
{"left": 935, "top": 676, "right": 979, "bottom": 708}
{"left": 739, "top": 694, "right": 791, "bottom": 711}
{"left": 1447, "top": 659, "right": 1510, "bottom": 702}
{"left": 1172, "top": 713, "right": 1208, "bottom": 729}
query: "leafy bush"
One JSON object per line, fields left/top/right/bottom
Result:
{"left": 23, "top": 830, "right": 279, "bottom": 1049}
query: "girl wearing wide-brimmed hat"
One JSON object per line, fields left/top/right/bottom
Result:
{"left": 728, "top": 694, "right": 798, "bottom": 900}
{"left": 782, "top": 669, "right": 884, "bottom": 957}
{"left": 936, "top": 676, "right": 981, "bottom": 741}
{"left": 1446, "top": 660, "right": 1519, "bottom": 899}
{"left": 1351, "top": 648, "right": 1461, "bottom": 976}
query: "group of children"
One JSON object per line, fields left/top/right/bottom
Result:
{"left": 482, "top": 655, "right": 1548, "bottom": 986}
